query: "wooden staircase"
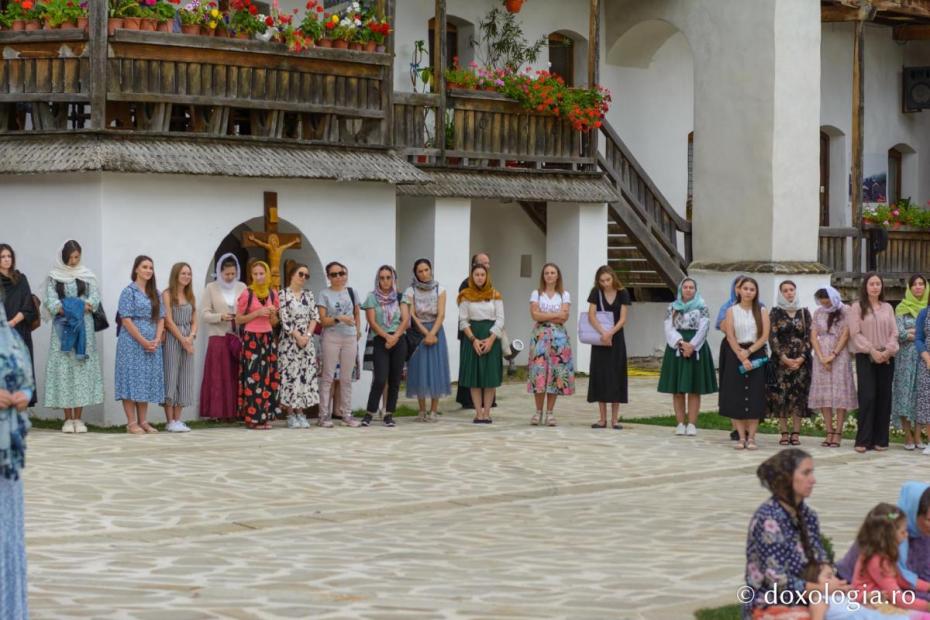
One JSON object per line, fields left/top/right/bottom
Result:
{"left": 598, "top": 121, "right": 692, "bottom": 297}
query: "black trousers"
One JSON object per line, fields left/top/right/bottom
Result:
{"left": 854, "top": 354, "right": 895, "bottom": 448}
{"left": 367, "top": 334, "right": 408, "bottom": 414}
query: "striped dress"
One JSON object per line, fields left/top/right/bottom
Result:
{"left": 163, "top": 303, "right": 195, "bottom": 407}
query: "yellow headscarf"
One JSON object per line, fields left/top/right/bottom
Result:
{"left": 457, "top": 266, "right": 502, "bottom": 304}
{"left": 248, "top": 260, "right": 272, "bottom": 300}
{"left": 896, "top": 277, "right": 929, "bottom": 318}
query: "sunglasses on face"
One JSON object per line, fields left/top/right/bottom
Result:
{"left": 296, "top": 272, "right": 309, "bottom": 279}
{"left": 379, "top": 275, "right": 394, "bottom": 281}
{"left": 328, "top": 271, "right": 347, "bottom": 278}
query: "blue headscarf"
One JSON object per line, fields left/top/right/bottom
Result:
{"left": 715, "top": 275, "right": 744, "bottom": 331}
{"left": 671, "top": 277, "right": 705, "bottom": 315}
{"left": 898, "top": 481, "right": 930, "bottom": 587}
{"left": 0, "top": 302, "right": 33, "bottom": 480}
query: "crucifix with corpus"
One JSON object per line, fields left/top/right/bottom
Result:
{"left": 242, "top": 191, "right": 301, "bottom": 291}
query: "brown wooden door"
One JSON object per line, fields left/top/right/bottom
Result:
{"left": 548, "top": 33, "right": 574, "bottom": 86}
{"left": 820, "top": 131, "right": 830, "bottom": 226}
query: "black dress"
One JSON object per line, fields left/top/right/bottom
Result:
{"left": 586, "top": 288, "right": 631, "bottom": 404}
{"left": 1, "top": 272, "right": 37, "bottom": 406}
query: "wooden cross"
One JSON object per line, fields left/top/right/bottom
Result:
{"left": 242, "top": 191, "right": 301, "bottom": 290}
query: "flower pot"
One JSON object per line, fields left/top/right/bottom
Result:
{"left": 304, "top": 37, "right": 314, "bottom": 47}
{"left": 11, "top": 19, "right": 25, "bottom": 31}
{"left": 60, "top": 20, "right": 78, "bottom": 29}
{"left": 181, "top": 23, "right": 200, "bottom": 35}
{"left": 504, "top": 0, "right": 524, "bottom": 12}
{"left": 318, "top": 37, "right": 332, "bottom": 48}
{"left": 235, "top": 31, "right": 249, "bottom": 39}
{"left": 156, "top": 20, "right": 170, "bottom": 32}
{"left": 140, "top": 17, "right": 157, "bottom": 31}
{"left": 200, "top": 25, "right": 215, "bottom": 36}
{"left": 333, "top": 38, "right": 348, "bottom": 49}
{"left": 122, "top": 17, "right": 141, "bottom": 30}
{"left": 25, "top": 19, "right": 41, "bottom": 30}
{"left": 416, "top": 155, "right": 428, "bottom": 164}
{"left": 376, "top": 44, "right": 386, "bottom": 53}
{"left": 77, "top": 16, "right": 88, "bottom": 30}
{"left": 107, "top": 17, "right": 123, "bottom": 34}
{"left": 349, "top": 42, "right": 362, "bottom": 51}
{"left": 43, "top": 19, "right": 59, "bottom": 30}
{"left": 364, "top": 40, "right": 377, "bottom": 53}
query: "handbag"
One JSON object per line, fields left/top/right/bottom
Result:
{"left": 578, "top": 290, "right": 615, "bottom": 346}
{"left": 405, "top": 327, "right": 424, "bottom": 361}
{"left": 225, "top": 332, "right": 242, "bottom": 359}
{"left": 30, "top": 294, "right": 42, "bottom": 331}
{"left": 93, "top": 303, "right": 109, "bottom": 332}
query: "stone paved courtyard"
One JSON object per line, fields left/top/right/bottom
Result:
{"left": 21, "top": 378, "right": 928, "bottom": 619}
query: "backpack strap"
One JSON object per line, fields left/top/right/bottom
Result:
{"left": 347, "top": 287, "right": 357, "bottom": 307}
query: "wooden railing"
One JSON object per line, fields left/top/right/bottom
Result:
{"left": 0, "top": 28, "right": 393, "bottom": 145}
{"left": 392, "top": 91, "right": 439, "bottom": 163}
{"left": 818, "top": 225, "right": 930, "bottom": 282}
{"left": 597, "top": 119, "right": 692, "bottom": 288}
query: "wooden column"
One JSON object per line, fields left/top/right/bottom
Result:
{"left": 88, "top": 0, "right": 108, "bottom": 129}
{"left": 851, "top": 7, "right": 870, "bottom": 272}
{"left": 434, "top": 0, "right": 447, "bottom": 161}
{"left": 381, "top": 0, "right": 395, "bottom": 147}
{"left": 586, "top": 0, "right": 600, "bottom": 162}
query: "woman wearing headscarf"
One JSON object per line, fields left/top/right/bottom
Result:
{"left": 200, "top": 253, "right": 247, "bottom": 420}
{"left": 768, "top": 280, "right": 813, "bottom": 446}
{"left": 403, "top": 258, "right": 450, "bottom": 423}
{"left": 658, "top": 277, "right": 716, "bottom": 437}
{"left": 914, "top": 299, "right": 930, "bottom": 456}
{"left": 0, "top": 245, "right": 36, "bottom": 408}
{"left": 361, "top": 265, "right": 409, "bottom": 428}
{"left": 43, "top": 239, "right": 104, "bottom": 433}
{"left": 0, "top": 303, "right": 33, "bottom": 619}
{"left": 808, "top": 287, "right": 857, "bottom": 448}
{"left": 458, "top": 264, "right": 504, "bottom": 424}
{"left": 235, "top": 260, "right": 280, "bottom": 430}
{"left": 892, "top": 275, "right": 929, "bottom": 450}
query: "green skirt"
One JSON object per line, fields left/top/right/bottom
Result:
{"left": 657, "top": 329, "right": 718, "bottom": 395}
{"left": 459, "top": 320, "right": 503, "bottom": 389}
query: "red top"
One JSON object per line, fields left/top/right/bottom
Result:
{"left": 237, "top": 289, "right": 279, "bottom": 334}
{"left": 853, "top": 554, "right": 930, "bottom": 611}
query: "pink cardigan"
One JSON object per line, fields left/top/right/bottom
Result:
{"left": 237, "top": 289, "right": 279, "bottom": 334}
{"left": 847, "top": 301, "right": 899, "bottom": 356}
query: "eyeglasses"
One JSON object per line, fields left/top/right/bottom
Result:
{"left": 296, "top": 272, "right": 309, "bottom": 279}
{"left": 379, "top": 275, "right": 394, "bottom": 281}
{"left": 328, "top": 271, "right": 347, "bottom": 278}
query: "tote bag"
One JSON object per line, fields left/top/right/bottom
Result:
{"left": 578, "top": 290, "right": 615, "bottom": 346}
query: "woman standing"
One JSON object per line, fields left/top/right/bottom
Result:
{"left": 316, "top": 261, "right": 362, "bottom": 428}
{"left": 719, "top": 277, "right": 770, "bottom": 450}
{"left": 458, "top": 264, "right": 504, "bottom": 424}
{"left": 0, "top": 304, "right": 33, "bottom": 619}
{"left": 162, "top": 262, "right": 197, "bottom": 433}
{"left": 200, "top": 254, "right": 247, "bottom": 420}
{"left": 278, "top": 262, "right": 320, "bottom": 429}
{"left": 361, "top": 265, "right": 409, "bottom": 428}
{"left": 716, "top": 275, "right": 746, "bottom": 443}
{"left": 527, "top": 263, "right": 575, "bottom": 427}
{"left": 236, "top": 261, "right": 281, "bottom": 430}
{"left": 657, "top": 277, "right": 716, "bottom": 437}
{"left": 44, "top": 240, "right": 104, "bottom": 433}
{"left": 115, "top": 255, "right": 166, "bottom": 434}
{"left": 403, "top": 258, "right": 451, "bottom": 423}
{"left": 914, "top": 304, "right": 930, "bottom": 456}
{"left": 0, "top": 245, "right": 37, "bottom": 407}
{"left": 587, "top": 265, "right": 631, "bottom": 430}
{"left": 768, "top": 280, "right": 813, "bottom": 446}
{"left": 808, "top": 287, "right": 857, "bottom": 448}
{"left": 848, "top": 272, "right": 899, "bottom": 453}
{"left": 892, "top": 275, "right": 929, "bottom": 450}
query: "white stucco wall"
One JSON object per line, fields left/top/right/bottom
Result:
{"left": 3, "top": 172, "right": 396, "bottom": 426}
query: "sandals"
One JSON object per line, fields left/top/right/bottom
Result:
{"left": 779, "top": 432, "right": 790, "bottom": 446}
{"left": 531, "top": 413, "right": 541, "bottom": 426}
{"left": 140, "top": 422, "right": 159, "bottom": 434}
{"left": 828, "top": 432, "right": 842, "bottom": 448}
{"left": 745, "top": 437, "right": 758, "bottom": 450}
{"left": 734, "top": 439, "right": 746, "bottom": 450}
{"left": 591, "top": 421, "right": 606, "bottom": 429}
{"left": 789, "top": 432, "right": 801, "bottom": 446}
{"left": 854, "top": 446, "right": 867, "bottom": 454}
{"left": 821, "top": 432, "right": 833, "bottom": 448}
{"left": 126, "top": 422, "right": 145, "bottom": 435}
{"left": 611, "top": 424, "right": 623, "bottom": 430}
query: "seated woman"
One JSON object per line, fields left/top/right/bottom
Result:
{"left": 837, "top": 482, "right": 930, "bottom": 601}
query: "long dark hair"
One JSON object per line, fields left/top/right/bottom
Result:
{"left": 858, "top": 272, "right": 884, "bottom": 319}
{"left": 857, "top": 502, "right": 905, "bottom": 564}
{"left": 757, "top": 449, "right": 818, "bottom": 579}
{"left": 0, "top": 243, "right": 19, "bottom": 284}
{"left": 737, "top": 276, "right": 763, "bottom": 339}
{"left": 131, "top": 255, "right": 160, "bottom": 321}
{"left": 285, "top": 262, "right": 309, "bottom": 288}
{"left": 814, "top": 288, "right": 842, "bottom": 333}
{"left": 56, "top": 240, "right": 87, "bottom": 298}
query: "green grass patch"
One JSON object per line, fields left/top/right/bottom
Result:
{"left": 694, "top": 604, "right": 740, "bottom": 620}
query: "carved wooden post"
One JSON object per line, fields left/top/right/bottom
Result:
{"left": 381, "top": 0, "right": 395, "bottom": 147}
{"left": 586, "top": 0, "right": 600, "bottom": 163}
{"left": 89, "top": 0, "right": 108, "bottom": 129}
{"left": 434, "top": 0, "right": 447, "bottom": 162}
{"left": 851, "top": 2, "right": 873, "bottom": 272}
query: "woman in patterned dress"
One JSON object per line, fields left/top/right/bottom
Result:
{"left": 0, "top": 302, "right": 33, "bottom": 620}
{"left": 277, "top": 262, "right": 320, "bottom": 429}
{"left": 236, "top": 260, "right": 281, "bottom": 430}
{"left": 115, "top": 255, "right": 166, "bottom": 434}
{"left": 808, "top": 287, "right": 857, "bottom": 448}
{"left": 657, "top": 277, "right": 716, "bottom": 437}
{"left": 768, "top": 280, "right": 813, "bottom": 447}
{"left": 892, "top": 275, "right": 928, "bottom": 450}
{"left": 403, "top": 258, "right": 451, "bottom": 423}
{"left": 914, "top": 303, "right": 930, "bottom": 456}
{"left": 161, "top": 262, "right": 197, "bottom": 433}
{"left": 43, "top": 240, "right": 104, "bottom": 433}
{"left": 526, "top": 263, "right": 574, "bottom": 427}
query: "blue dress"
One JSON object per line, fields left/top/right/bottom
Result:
{"left": 114, "top": 283, "right": 166, "bottom": 403}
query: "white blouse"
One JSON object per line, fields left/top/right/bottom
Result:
{"left": 530, "top": 290, "right": 570, "bottom": 313}
{"left": 459, "top": 299, "right": 505, "bottom": 337}
{"left": 731, "top": 305, "right": 761, "bottom": 344}
{"left": 664, "top": 305, "right": 710, "bottom": 358}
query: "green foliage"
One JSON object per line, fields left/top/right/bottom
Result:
{"left": 694, "top": 605, "right": 740, "bottom": 620}
{"left": 863, "top": 197, "right": 930, "bottom": 230}
{"left": 153, "top": 0, "right": 176, "bottom": 22}
{"left": 472, "top": 7, "right": 545, "bottom": 72}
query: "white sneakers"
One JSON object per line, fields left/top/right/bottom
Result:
{"left": 286, "top": 414, "right": 312, "bottom": 429}
{"left": 675, "top": 423, "right": 698, "bottom": 437}
{"left": 166, "top": 420, "right": 191, "bottom": 433}
{"left": 675, "top": 423, "right": 686, "bottom": 436}
{"left": 923, "top": 445, "right": 930, "bottom": 456}
{"left": 62, "top": 419, "right": 89, "bottom": 433}
{"left": 62, "top": 419, "right": 75, "bottom": 433}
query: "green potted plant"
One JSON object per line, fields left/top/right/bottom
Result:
{"left": 139, "top": 0, "right": 158, "bottom": 31}
{"left": 474, "top": 7, "right": 544, "bottom": 72}
{"left": 153, "top": 0, "right": 177, "bottom": 32}
{"left": 228, "top": 0, "right": 264, "bottom": 39}
{"left": 109, "top": 0, "right": 142, "bottom": 29}
{"left": 107, "top": 0, "right": 136, "bottom": 33}
{"left": 177, "top": 0, "right": 202, "bottom": 34}
{"left": 7, "top": 0, "right": 40, "bottom": 29}
{"left": 299, "top": 1, "right": 323, "bottom": 46}
{"left": 200, "top": 2, "right": 221, "bottom": 35}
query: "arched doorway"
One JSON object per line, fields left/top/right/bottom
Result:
{"left": 547, "top": 30, "right": 588, "bottom": 87}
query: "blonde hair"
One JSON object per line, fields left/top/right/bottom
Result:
{"left": 167, "top": 262, "right": 196, "bottom": 312}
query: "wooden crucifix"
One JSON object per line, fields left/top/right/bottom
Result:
{"left": 242, "top": 191, "right": 301, "bottom": 291}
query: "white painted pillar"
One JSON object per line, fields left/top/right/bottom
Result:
{"left": 432, "top": 198, "right": 471, "bottom": 380}
{"left": 546, "top": 202, "right": 608, "bottom": 374}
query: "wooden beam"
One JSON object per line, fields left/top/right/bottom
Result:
{"left": 893, "top": 23, "right": 930, "bottom": 38}
{"left": 851, "top": 17, "right": 866, "bottom": 271}
{"left": 434, "top": 0, "right": 447, "bottom": 159}
{"left": 382, "top": 0, "right": 394, "bottom": 147}
{"left": 873, "top": 0, "right": 930, "bottom": 18}
{"left": 88, "top": 0, "right": 107, "bottom": 129}
{"left": 586, "top": 0, "right": 600, "bottom": 161}
{"left": 822, "top": 4, "right": 862, "bottom": 20}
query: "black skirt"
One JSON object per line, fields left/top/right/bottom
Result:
{"left": 718, "top": 344, "right": 767, "bottom": 420}
{"left": 587, "top": 328, "right": 628, "bottom": 404}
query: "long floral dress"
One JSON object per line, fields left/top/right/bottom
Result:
{"left": 114, "top": 283, "right": 166, "bottom": 403}
{"left": 767, "top": 307, "right": 813, "bottom": 418}
{"left": 527, "top": 291, "right": 575, "bottom": 396}
{"left": 277, "top": 288, "right": 320, "bottom": 409}
{"left": 915, "top": 309, "right": 930, "bottom": 426}
{"left": 892, "top": 313, "right": 921, "bottom": 427}
{"left": 44, "top": 278, "right": 104, "bottom": 409}
{"left": 808, "top": 306, "right": 858, "bottom": 411}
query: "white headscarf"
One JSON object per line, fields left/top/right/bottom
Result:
{"left": 214, "top": 253, "right": 241, "bottom": 291}
{"left": 776, "top": 285, "right": 800, "bottom": 313}
{"left": 47, "top": 240, "right": 97, "bottom": 286}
